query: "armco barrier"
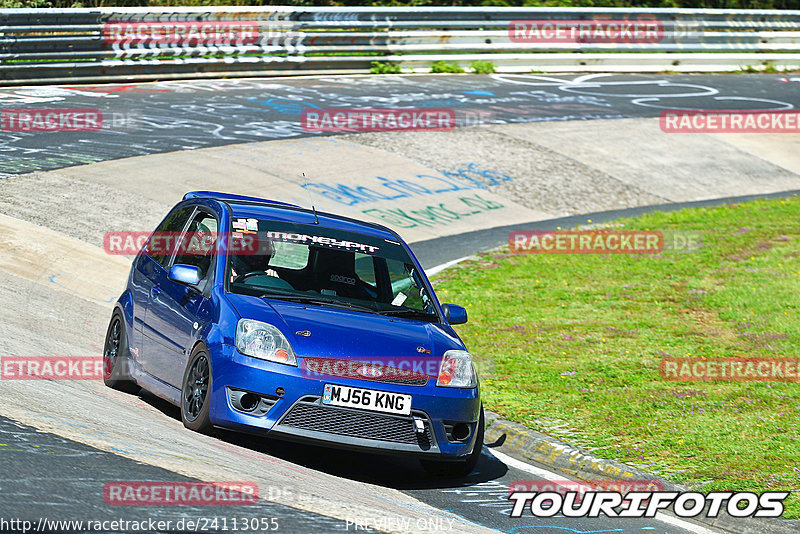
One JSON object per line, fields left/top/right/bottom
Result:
{"left": 1, "top": 6, "right": 800, "bottom": 84}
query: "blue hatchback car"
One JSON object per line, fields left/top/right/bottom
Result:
{"left": 103, "top": 191, "right": 483, "bottom": 476}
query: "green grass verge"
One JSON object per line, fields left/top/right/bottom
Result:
{"left": 433, "top": 195, "right": 800, "bottom": 518}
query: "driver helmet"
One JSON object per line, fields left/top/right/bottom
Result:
{"left": 232, "top": 235, "right": 276, "bottom": 274}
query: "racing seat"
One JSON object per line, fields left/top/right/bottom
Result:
{"left": 311, "top": 247, "right": 371, "bottom": 300}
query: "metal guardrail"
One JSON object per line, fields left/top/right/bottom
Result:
{"left": 1, "top": 6, "right": 800, "bottom": 85}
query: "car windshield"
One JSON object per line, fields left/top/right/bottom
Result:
{"left": 225, "top": 218, "right": 439, "bottom": 322}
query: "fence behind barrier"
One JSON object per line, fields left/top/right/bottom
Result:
{"left": 1, "top": 6, "right": 800, "bottom": 84}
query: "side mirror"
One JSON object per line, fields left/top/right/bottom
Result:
{"left": 169, "top": 264, "right": 200, "bottom": 286}
{"left": 441, "top": 303, "right": 468, "bottom": 325}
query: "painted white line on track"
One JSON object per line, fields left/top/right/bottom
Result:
{"left": 489, "top": 448, "right": 722, "bottom": 534}
{"left": 487, "top": 448, "right": 566, "bottom": 483}
{"left": 426, "top": 256, "right": 472, "bottom": 277}
{"left": 654, "top": 511, "right": 721, "bottom": 534}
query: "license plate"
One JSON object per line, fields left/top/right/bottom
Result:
{"left": 322, "top": 384, "right": 411, "bottom": 416}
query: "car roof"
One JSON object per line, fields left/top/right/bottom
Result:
{"left": 184, "top": 191, "right": 401, "bottom": 242}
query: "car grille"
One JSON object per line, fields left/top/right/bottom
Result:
{"left": 370, "top": 375, "right": 428, "bottom": 386}
{"left": 301, "top": 357, "right": 429, "bottom": 387}
{"left": 279, "top": 399, "right": 434, "bottom": 448}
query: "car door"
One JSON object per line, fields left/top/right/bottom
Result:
{"left": 132, "top": 205, "right": 195, "bottom": 376}
{"left": 142, "top": 209, "right": 218, "bottom": 388}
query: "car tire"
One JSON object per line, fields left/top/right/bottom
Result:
{"left": 421, "top": 405, "right": 484, "bottom": 477}
{"left": 102, "top": 311, "right": 140, "bottom": 394}
{"left": 181, "top": 345, "right": 214, "bottom": 434}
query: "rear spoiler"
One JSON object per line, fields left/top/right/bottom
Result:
{"left": 183, "top": 191, "right": 300, "bottom": 208}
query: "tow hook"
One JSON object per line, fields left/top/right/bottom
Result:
{"left": 413, "top": 417, "right": 426, "bottom": 434}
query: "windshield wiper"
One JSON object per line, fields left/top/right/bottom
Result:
{"left": 261, "top": 293, "right": 379, "bottom": 314}
{"left": 379, "top": 308, "right": 438, "bottom": 321}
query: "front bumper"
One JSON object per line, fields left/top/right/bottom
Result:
{"left": 209, "top": 344, "right": 481, "bottom": 459}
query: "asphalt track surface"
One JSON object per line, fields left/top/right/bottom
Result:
{"left": 0, "top": 416, "right": 346, "bottom": 532}
{"left": 3, "top": 73, "right": 798, "bottom": 534}
{"left": 1, "top": 73, "right": 798, "bottom": 177}
{"left": 1, "top": 414, "right": 702, "bottom": 534}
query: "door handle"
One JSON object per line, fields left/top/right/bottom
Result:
{"left": 151, "top": 285, "right": 162, "bottom": 298}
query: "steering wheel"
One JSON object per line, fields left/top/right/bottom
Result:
{"left": 233, "top": 270, "right": 268, "bottom": 284}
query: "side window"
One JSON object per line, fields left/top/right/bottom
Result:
{"left": 386, "top": 258, "right": 428, "bottom": 310}
{"left": 148, "top": 206, "right": 194, "bottom": 268}
{"left": 173, "top": 212, "right": 219, "bottom": 284}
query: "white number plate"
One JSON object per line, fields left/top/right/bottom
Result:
{"left": 322, "top": 384, "right": 411, "bottom": 416}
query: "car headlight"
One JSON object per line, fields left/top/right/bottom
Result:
{"left": 235, "top": 319, "right": 297, "bottom": 366}
{"left": 436, "top": 350, "right": 476, "bottom": 388}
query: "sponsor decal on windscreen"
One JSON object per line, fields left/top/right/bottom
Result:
{"left": 265, "top": 230, "right": 381, "bottom": 254}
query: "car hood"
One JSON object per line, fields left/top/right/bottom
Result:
{"left": 225, "top": 293, "right": 463, "bottom": 363}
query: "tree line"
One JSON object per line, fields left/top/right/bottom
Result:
{"left": 4, "top": 0, "right": 800, "bottom": 10}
